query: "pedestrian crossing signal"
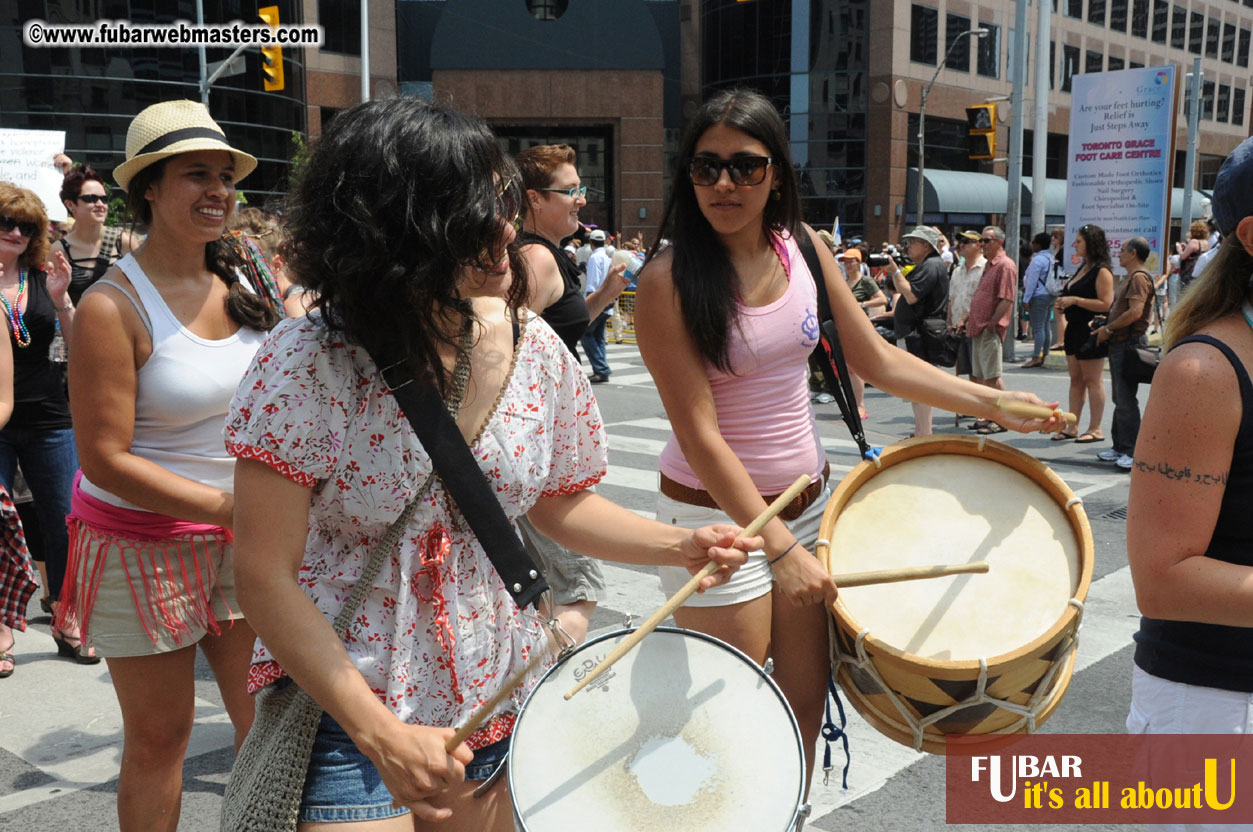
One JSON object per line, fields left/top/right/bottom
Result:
{"left": 258, "top": 5, "right": 284, "bottom": 92}
{"left": 966, "top": 104, "right": 996, "bottom": 160}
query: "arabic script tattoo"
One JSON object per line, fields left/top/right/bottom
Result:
{"left": 1133, "top": 459, "right": 1229, "bottom": 486}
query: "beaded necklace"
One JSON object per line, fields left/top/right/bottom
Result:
{"left": 0, "top": 269, "right": 31, "bottom": 348}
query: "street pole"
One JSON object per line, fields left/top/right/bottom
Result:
{"left": 915, "top": 28, "right": 988, "bottom": 227}
{"left": 1004, "top": 0, "right": 1028, "bottom": 361}
{"left": 361, "top": 0, "right": 370, "bottom": 102}
{"left": 197, "top": 0, "right": 208, "bottom": 106}
{"left": 1174, "top": 57, "right": 1202, "bottom": 306}
{"left": 1030, "top": 0, "right": 1050, "bottom": 236}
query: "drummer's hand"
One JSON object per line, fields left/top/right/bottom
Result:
{"left": 991, "top": 390, "right": 1064, "bottom": 434}
{"left": 364, "top": 721, "right": 471, "bottom": 821}
{"left": 771, "top": 544, "right": 838, "bottom": 607}
{"left": 680, "top": 524, "right": 758, "bottom": 591}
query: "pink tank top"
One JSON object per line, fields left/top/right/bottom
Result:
{"left": 658, "top": 233, "right": 826, "bottom": 493}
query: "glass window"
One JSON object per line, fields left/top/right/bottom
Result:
{"left": 910, "top": 5, "right": 939, "bottom": 65}
{"left": 318, "top": 0, "right": 361, "bottom": 55}
{"left": 1152, "top": 0, "right": 1168, "bottom": 43}
{"left": 1234, "top": 87, "right": 1246, "bottom": 126}
{"left": 1202, "top": 79, "right": 1215, "bottom": 119}
{"left": 1131, "top": 0, "right": 1149, "bottom": 37}
{"left": 1206, "top": 18, "right": 1220, "bottom": 58}
{"left": 1171, "top": 6, "right": 1187, "bottom": 48}
{"left": 1217, "top": 83, "right": 1231, "bottom": 122}
{"left": 1223, "top": 22, "right": 1236, "bottom": 62}
{"left": 1108, "top": 54, "right": 1125, "bottom": 70}
{"left": 1050, "top": 40, "right": 1056, "bottom": 89}
{"left": 1089, "top": 0, "right": 1107, "bottom": 25}
{"left": 1189, "top": 11, "right": 1204, "bottom": 54}
{"left": 946, "top": 13, "right": 971, "bottom": 72}
{"left": 1110, "top": 0, "right": 1128, "bottom": 31}
{"left": 1241, "top": 29, "right": 1251, "bottom": 67}
{"left": 1062, "top": 43, "right": 1081, "bottom": 91}
{"left": 1086, "top": 49, "right": 1103, "bottom": 73}
{"left": 1130, "top": 59, "right": 1145, "bottom": 68}
{"left": 977, "top": 22, "right": 1001, "bottom": 78}
{"left": 1066, "top": 0, "right": 1083, "bottom": 16}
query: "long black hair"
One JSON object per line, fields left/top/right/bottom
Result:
{"left": 124, "top": 160, "right": 278, "bottom": 333}
{"left": 646, "top": 88, "right": 803, "bottom": 372}
{"left": 283, "top": 97, "right": 528, "bottom": 394}
{"left": 1077, "top": 223, "right": 1113, "bottom": 273}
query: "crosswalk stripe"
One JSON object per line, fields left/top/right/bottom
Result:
{"left": 600, "top": 466, "right": 659, "bottom": 491}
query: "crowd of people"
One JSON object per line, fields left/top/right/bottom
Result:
{"left": 0, "top": 86, "right": 1247, "bottom": 832}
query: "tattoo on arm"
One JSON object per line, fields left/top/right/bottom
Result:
{"left": 1133, "top": 459, "right": 1229, "bottom": 486}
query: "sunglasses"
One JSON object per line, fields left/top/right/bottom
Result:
{"left": 540, "top": 185, "right": 588, "bottom": 200}
{"left": 979, "top": 238, "right": 997, "bottom": 244}
{"left": 688, "top": 155, "right": 773, "bottom": 187}
{"left": 77, "top": 193, "right": 108, "bottom": 205}
{"left": 0, "top": 216, "right": 38, "bottom": 237}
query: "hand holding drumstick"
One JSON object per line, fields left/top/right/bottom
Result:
{"left": 991, "top": 393, "right": 1075, "bottom": 434}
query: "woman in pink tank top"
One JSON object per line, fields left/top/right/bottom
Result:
{"left": 635, "top": 89, "right": 1063, "bottom": 801}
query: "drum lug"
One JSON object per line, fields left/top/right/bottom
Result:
{"left": 763, "top": 657, "right": 775, "bottom": 675}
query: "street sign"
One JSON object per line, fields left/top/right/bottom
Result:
{"left": 206, "top": 54, "right": 245, "bottom": 79}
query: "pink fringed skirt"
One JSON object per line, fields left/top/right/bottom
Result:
{"left": 57, "top": 474, "right": 240, "bottom": 657}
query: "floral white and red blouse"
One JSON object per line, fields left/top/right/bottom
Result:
{"left": 224, "top": 311, "right": 606, "bottom": 748}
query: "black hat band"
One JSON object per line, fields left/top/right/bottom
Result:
{"left": 137, "top": 127, "right": 229, "bottom": 156}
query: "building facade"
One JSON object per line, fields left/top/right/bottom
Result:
{"left": 696, "top": 0, "right": 1252, "bottom": 245}
{"left": 0, "top": 1, "right": 315, "bottom": 203}
{"left": 397, "top": 0, "right": 682, "bottom": 245}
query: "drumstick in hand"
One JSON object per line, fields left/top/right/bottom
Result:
{"left": 995, "top": 396, "right": 1078, "bottom": 425}
{"left": 564, "top": 473, "right": 813, "bottom": 701}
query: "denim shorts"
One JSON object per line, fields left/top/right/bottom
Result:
{"left": 298, "top": 711, "right": 512, "bottom": 823}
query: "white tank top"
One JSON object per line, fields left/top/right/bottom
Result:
{"left": 80, "top": 254, "right": 267, "bottom": 512}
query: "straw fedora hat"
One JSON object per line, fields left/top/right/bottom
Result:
{"left": 114, "top": 100, "right": 257, "bottom": 191}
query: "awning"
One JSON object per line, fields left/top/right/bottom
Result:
{"left": 907, "top": 169, "right": 1212, "bottom": 225}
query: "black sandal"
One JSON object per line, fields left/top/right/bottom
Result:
{"left": 51, "top": 627, "right": 100, "bottom": 665}
{"left": 0, "top": 638, "right": 14, "bottom": 678}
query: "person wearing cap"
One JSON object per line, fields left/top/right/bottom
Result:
{"left": 840, "top": 246, "right": 886, "bottom": 419}
{"left": 963, "top": 227, "right": 1018, "bottom": 429}
{"left": 947, "top": 230, "right": 986, "bottom": 388}
{"left": 886, "top": 225, "right": 951, "bottom": 435}
{"left": 581, "top": 228, "right": 621, "bottom": 382}
{"left": 61, "top": 99, "right": 278, "bottom": 829}
{"left": 1126, "top": 134, "right": 1253, "bottom": 753}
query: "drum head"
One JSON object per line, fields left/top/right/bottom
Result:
{"left": 829, "top": 452, "right": 1081, "bottom": 662}
{"left": 509, "top": 628, "right": 804, "bottom": 832}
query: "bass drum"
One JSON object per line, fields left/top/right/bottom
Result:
{"left": 509, "top": 627, "right": 805, "bottom": 831}
{"left": 817, "top": 435, "right": 1094, "bottom": 754}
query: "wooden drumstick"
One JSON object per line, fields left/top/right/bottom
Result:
{"left": 563, "top": 473, "right": 813, "bottom": 701}
{"left": 390, "top": 648, "right": 550, "bottom": 810}
{"left": 995, "top": 396, "right": 1078, "bottom": 425}
{"left": 832, "top": 560, "right": 989, "bottom": 588}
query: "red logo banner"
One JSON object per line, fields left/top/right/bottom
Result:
{"left": 945, "top": 734, "right": 1253, "bottom": 824}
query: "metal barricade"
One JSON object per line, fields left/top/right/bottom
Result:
{"left": 610, "top": 290, "right": 637, "bottom": 345}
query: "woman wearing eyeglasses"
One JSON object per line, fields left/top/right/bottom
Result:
{"left": 57, "top": 164, "right": 138, "bottom": 305}
{"left": 634, "top": 88, "right": 1061, "bottom": 800}
{"left": 0, "top": 183, "right": 80, "bottom": 676}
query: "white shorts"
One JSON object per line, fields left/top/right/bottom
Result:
{"left": 1126, "top": 665, "right": 1253, "bottom": 832}
{"left": 655, "top": 480, "right": 833, "bottom": 608}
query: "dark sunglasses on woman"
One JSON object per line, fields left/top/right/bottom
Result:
{"left": 77, "top": 194, "right": 108, "bottom": 205}
{"left": 688, "top": 155, "right": 773, "bottom": 187}
{"left": 0, "top": 215, "right": 39, "bottom": 237}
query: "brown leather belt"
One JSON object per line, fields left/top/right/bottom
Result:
{"left": 659, "top": 461, "right": 830, "bottom": 522}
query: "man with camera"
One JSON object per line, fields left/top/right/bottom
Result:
{"left": 885, "top": 226, "right": 951, "bottom": 436}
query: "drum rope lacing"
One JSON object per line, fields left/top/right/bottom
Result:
{"left": 832, "top": 597, "right": 1086, "bottom": 751}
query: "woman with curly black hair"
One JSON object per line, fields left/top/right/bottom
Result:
{"left": 63, "top": 100, "right": 276, "bottom": 830}
{"left": 1053, "top": 223, "right": 1115, "bottom": 443}
{"left": 226, "top": 96, "right": 754, "bottom": 829}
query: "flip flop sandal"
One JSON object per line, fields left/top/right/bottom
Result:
{"left": 0, "top": 644, "right": 14, "bottom": 679}
{"left": 1074, "top": 433, "right": 1104, "bottom": 443}
{"left": 1051, "top": 431, "right": 1078, "bottom": 441}
{"left": 977, "top": 423, "right": 1008, "bottom": 434}
{"left": 968, "top": 419, "right": 991, "bottom": 431}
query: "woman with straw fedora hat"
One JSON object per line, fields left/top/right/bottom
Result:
{"left": 58, "top": 99, "right": 278, "bottom": 831}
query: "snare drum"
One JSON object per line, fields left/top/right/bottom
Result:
{"left": 509, "top": 627, "right": 805, "bottom": 831}
{"left": 817, "top": 435, "right": 1094, "bottom": 754}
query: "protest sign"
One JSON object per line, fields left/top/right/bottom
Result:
{"left": 0, "top": 129, "right": 68, "bottom": 223}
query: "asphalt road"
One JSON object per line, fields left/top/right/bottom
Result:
{"left": 0, "top": 337, "right": 1145, "bottom": 831}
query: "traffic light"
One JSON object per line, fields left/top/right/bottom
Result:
{"left": 258, "top": 5, "right": 284, "bottom": 92}
{"left": 966, "top": 104, "right": 996, "bottom": 160}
